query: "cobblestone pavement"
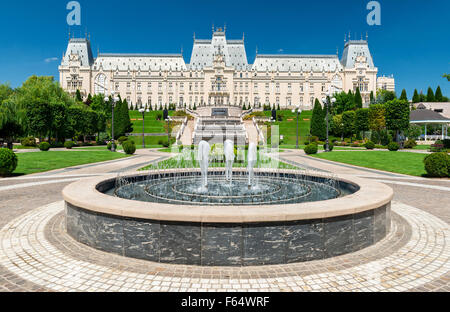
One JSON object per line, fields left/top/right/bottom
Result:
{"left": 0, "top": 149, "right": 448, "bottom": 292}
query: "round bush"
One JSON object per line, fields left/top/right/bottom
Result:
{"left": 118, "top": 136, "right": 129, "bottom": 144}
{"left": 424, "top": 153, "right": 449, "bottom": 177}
{"left": 64, "top": 141, "right": 75, "bottom": 149}
{"left": 304, "top": 143, "right": 318, "bottom": 155}
{"left": 20, "top": 137, "right": 36, "bottom": 147}
{"left": 404, "top": 139, "right": 417, "bottom": 149}
{"left": 387, "top": 142, "right": 399, "bottom": 151}
{"left": 39, "top": 142, "right": 51, "bottom": 151}
{"left": 324, "top": 142, "right": 334, "bottom": 152}
{"left": 122, "top": 140, "right": 136, "bottom": 155}
{"left": 0, "top": 148, "right": 18, "bottom": 176}
{"left": 365, "top": 141, "right": 375, "bottom": 150}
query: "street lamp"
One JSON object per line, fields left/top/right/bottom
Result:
{"left": 165, "top": 116, "right": 172, "bottom": 147}
{"left": 139, "top": 105, "right": 150, "bottom": 148}
{"left": 292, "top": 105, "right": 302, "bottom": 149}
{"left": 105, "top": 92, "right": 120, "bottom": 152}
{"left": 322, "top": 92, "right": 336, "bottom": 152}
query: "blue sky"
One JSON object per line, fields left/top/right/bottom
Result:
{"left": 0, "top": 0, "right": 449, "bottom": 98}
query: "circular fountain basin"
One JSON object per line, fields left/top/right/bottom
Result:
{"left": 63, "top": 169, "right": 393, "bottom": 266}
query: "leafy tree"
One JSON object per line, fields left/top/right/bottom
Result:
{"left": 369, "top": 91, "right": 375, "bottom": 104}
{"left": 412, "top": 89, "right": 420, "bottom": 103}
{"left": 435, "top": 86, "right": 443, "bottom": 102}
{"left": 342, "top": 110, "right": 356, "bottom": 141}
{"left": 332, "top": 91, "right": 355, "bottom": 114}
{"left": 84, "top": 93, "right": 93, "bottom": 106}
{"left": 0, "top": 95, "right": 24, "bottom": 149}
{"left": 385, "top": 99, "right": 410, "bottom": 142}
{"left": 355, "top": 108, "right": 369, "bottom": 139}
{"left": 368, "top": 104, "right": 386, "bottom": 132}
{"left": 354, "top": 87, "right": 363, "bottom": 109}
{"left": 376, "top": 89, "right": 396, "bottom": 104}
{"left": 426, "top": 87, "right": 435, "bottom": 102}
{"left": 331, "top": 114, "right": 344, "bottom": 140}
{"left": 443, "top": 74, "right": 450, "bottom": 81}
{"left": 404, "top": 124, "right": 422, "bottom": 140}
{"left": 400, "top": 89, "right": 408, "bottom": 101}
{"left": 75, "top": 89, "right": 83, "bottom": 102}
{"left": 310, "top": 99, "right": 326, "bottom": 140}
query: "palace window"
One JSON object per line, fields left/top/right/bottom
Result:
{"left": 310, "top": 83, "right": 314, "bottom": 92}
{"left": 169, "top": 82, "right": 173, "bottom": 92}
{"left": 300, "top": 83, "right": 304, "bottom": 92}
{"left": 276, "top": 83, "right": 280, "bottom": 93}
{"left": 288, "top": 83, "right": 292, "bottom": 93}
{"left": 265, "top": 97, "right": 270, "bottom": 104}
{"left": 137, "top": 83, "right": 142, "bottom": 91}
{"left": 158, "top": 82, "right": 162, "bottom": 92}
{"left": 265, "top": 83, "right": 269, "bottom": 93}
{"left": 115, "top": 82, "right": 119, "bottom": 91}
{"left": 180, "top": 82, "right": 184, "bottom": 91}
{"left": 254, "top": 83, "right": 258, "bottom": 92}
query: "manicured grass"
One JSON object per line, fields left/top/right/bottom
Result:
{"left": 413, "top": 145, "right": 431, "bottom": 150}
{"left": 129, "top": 110, "right": 176, "bottom": 134}
{"left": 14, "top": 151, "right": 129, "bottom": 175}
{"left": 311, "top": 151, "right": 427, "bottom": 176}
{"left": 259, "top": 110, "right": 313, "bottom": 146}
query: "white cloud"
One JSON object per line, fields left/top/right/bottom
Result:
{"left": 44, "top": 57, "right": 58, "bottom": 63}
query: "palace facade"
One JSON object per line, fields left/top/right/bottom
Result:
{"left": 59, "top": 27, "right": 395, "bottom": 110}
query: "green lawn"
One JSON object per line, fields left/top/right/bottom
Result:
{"left": 129, "top": 110, "right": 176, "bottom": 134}
{"left": 311, "top": 151, "right": 427, "bottom": 176}
{"left": 14, "top": 151, "right": 129, "bottom": 175}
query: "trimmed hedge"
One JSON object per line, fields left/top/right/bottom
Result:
{"left": 404, "top": 139, "right": 417, "bottom": 149}
{"left": 365, "top": 141, "right": 375, "bottom": 150}
{"left": 387, "top": 142, "right": 400, "bottom": 151}
{"left": 39, "top": 142, "right": 51, "bottom": 151}
{"left": 122, "top": 140, "right": 136, "bottom": 155}
{"left": 0, "top": 148, "right": 18, "bottom": 176}
{"left": 64, "top": 141, "right": 75, "bottom": 149}
{"left": 304, "top": 143, "right": 318, "bottom": 155}
{"left": 424, "top": 152, "right": 449, "bottom": 177}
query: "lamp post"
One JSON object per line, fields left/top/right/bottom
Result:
{"left": 105, "top": 92, "right": 120, "bottom": 152}
{"left": 139, "top": 105, "right": 150, "bottom": 148}
{"left": 165, "top": 116, "right": 172, "bottom": 147}
{"left": 322, "top": 92, "right": 336, "bottom": 152}
{"left": 292, "top": 105, "right": 302, "bottom": 149}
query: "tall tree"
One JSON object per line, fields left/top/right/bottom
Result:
{"left": 385, "top": 99, "right": 410, "bottom": 142}
{"left": 355, "top": 108, "right": 370, "bottom": 139}
{"left": 369, "top": 91, "right": 375, "bottom": 105}
{"left": 310, "top": 99, "right": 326, "bottom": 140}
{"left": 435, "top": 86, "right": 443, "bottom": 102}
{"left": 419, "top": 91, "right": 426, "bottom": 102}
{"left": 400, "top": 89, "right": 408, "bottom": 101}
{"left": 342, "top": 110, "right": 356, "bottom": 141}
{"left": 426, "top": 87, "right": 435, "bottom": 102}
{"left": 376, "top": 89, "right": 396, "bottom": 104}
{"left": 75, "top": 89, "right": 83, "bottom": 102}
{"left": 331, "top": 114, "right": 344, "bottom": 140}
{"left": 412, "top": 89, "right": 420, "bottom": 103}
{"left": 368, "top": 104, "right": 386, "bottom": 132}
{"left": 0, "top": 89, "right": 24, "bottom": 149}
{"left": 354, "top": 87, "right": 363, "bottom": 109}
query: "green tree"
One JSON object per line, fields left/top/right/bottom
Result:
{"left": 419, "top": 91, "right": 426, "bottom": 102}
{"left": 369, "top": 91, "right": 375, "bottom": 104}
{"left": 355, "top": 108, "right": 369, "bottom": 139}
{"left": 0, "top": 91, "right": 25, "bottom": 149}
{"left": 342, "top": 110, "right": 356, "bottom": 141}
{"left": 376, "top": 89, "right": 396, "bottom": 104}
{"left": 435, "top": 86, "right": 443, "bottom": 102}
{"left": 354, "top": 87, "right": 363, "bottom": 109}
{"left": 412, "top": 89, "right": 420, "bottom": 103}
{"left": 84, "top": 93, "right": 93, "bottom": 106}
{"left": 332, "top": 91, "right": 355, "bottom": 114}
{"left": 443, "top": 74, "right": 450, "bottom": 81}
{"left": 75, "top": 89, "right": 83, "bottom": 102}
{"left": 368, "top": 104, "right": 386, "bottom": 134}
{"left": 385, "top": 99, "right": 410, "bottom": 142}
{"left": 331, "top": 114, "right": 344, "bottom": 140}
{"left": 310, "top": 99, "right": 326, "bottom": 140}
{"left": 426, "top": 87, "right": 435, "bottom": 102}
{"left": 400, "top": 89, "right": 408, "bottom": 101}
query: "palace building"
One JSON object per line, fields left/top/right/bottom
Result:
{"left": 59, "top": 27, "right": 395, "bottom": 110}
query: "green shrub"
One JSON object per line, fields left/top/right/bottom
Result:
{"left": 162, "top": 141, "right": 170, "bottom": 148}
{"left": 324, "top": 142, "right": 334, "bottom": 152}
{"left": 64, "top": 141, "right": 75, "bottom": 149}
{"left": 39, "top": 142, "right": 51, "bottom": 151}
{"left": 122, "top": 140, "right": 136, "bottom": 155}
{"left": 404, "top": 139, "right": 417, "bottom": 149}
{"left": 387, "top": 142, "right": 400, "bottom": 151}
{"left": 107, "top": 142, "right": 116, "bottom": 151}
{"left": 118, "top": 136, "right": 129, "bottom": 144}
{"left": 20, "top": 137, "right": 36, "bottom": 147}
{"left": 424, "top": 152, "right": 449, "bottom": 177}
{"left": 0, "top": 148, "right": 18, "bottom": 176}
{"left": 304, "top": 143, "right": 318, "bottom": 155}
{"left": 443, "top": 139, "right": 450, "bottom": 149}
{"left": 351, "top": 142, "right": 360, "bottom": 147}
{"left": 365, "top": 141, "right": 375, "bottom": 150}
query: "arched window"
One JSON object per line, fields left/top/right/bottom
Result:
{"left": 94, "top": 74, "right": 107, "bottom": 95}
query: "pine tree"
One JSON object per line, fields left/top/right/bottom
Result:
{"left": 400, "top": 89, "right": 408, "bottom": 101}
{"left": 347, "top": 90, "right": 356, "bottom": 111}
{"left": 354, "top": 88, "right": 363, "bottom": 109}
{"left": 412, "top": 89, "right": 420, "bottom": 103}
{"left": 310, "top": 99, "right": 326, "bottom": 140}
{"left": 435, "top": 86, "right": 443, "bottom": 102}
{"left": 427, "top": 87, "right": 435, "bottom": 102}
{"left": 370, "top": 91, "right": 375, "bottom": 104}
{"left": 75, "top": 89, "right": 83, "bottom": 102}
{"left": 85, "top": 94, "right": 93, "bottom": 106}
{"left": 419, "top": 91, "right": 426, "bottom": 102}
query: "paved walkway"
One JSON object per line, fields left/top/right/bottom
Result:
{"left": 0, "top": 149, "right": 448, "bottom": 292}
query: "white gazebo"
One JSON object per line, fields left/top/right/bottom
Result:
{"left": 410, "top": 108, "right": 450, "bottom": 141}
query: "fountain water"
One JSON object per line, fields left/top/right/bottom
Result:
{"left": 198, "top": 140, "right": 210, "bottom": 188}
{"left": 224, "top": 140, "right": 235, "bottom": 184}
{"left": 247, "top": 142, "right": 257, "bottom": 187}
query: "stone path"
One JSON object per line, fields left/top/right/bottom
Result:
{"left": 0, "top": 148, "right": 448, "bottom": 292}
